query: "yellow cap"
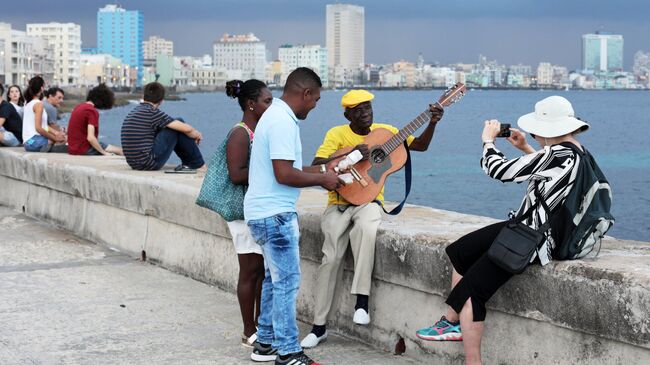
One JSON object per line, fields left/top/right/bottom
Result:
{"left": 341, "top": 89, "right": 374, "bottom": 109}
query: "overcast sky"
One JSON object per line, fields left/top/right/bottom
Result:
{"left": 4, "top": 0, "right": 650, "bottom": 70}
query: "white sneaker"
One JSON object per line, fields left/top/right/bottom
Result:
{"left": 353, "top": 308, "right": 370, "bottom": 325}
{"left": 300, "top": 331, "right": 328, "bottom": 349}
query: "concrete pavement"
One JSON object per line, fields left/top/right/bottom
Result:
{"left": 0, "top": 207, "right": 417, "bottom": 365}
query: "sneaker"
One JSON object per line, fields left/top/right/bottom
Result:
{"left": 353, "top": 308, "right": 370, "bottom": 325}
{"left": 242, "top": 332, "right": 257, "bottom": 348}
{"left": 415, "top": 316, "right": 462, "bottom": 341}
{"left": 275, "top": 351, "right": 320, "bottom": 365}
{"left": 251, "top": 341, "right": 278, "bottom": 362}
{"left": 300, "top": 331, "right": 328, "bottom": 349}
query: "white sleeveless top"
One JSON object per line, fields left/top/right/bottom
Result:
{"left": 22, "top": 99, "right": 48, "bottom": 142}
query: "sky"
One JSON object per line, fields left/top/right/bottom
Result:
{"left": 4, "top": 0, "right": 650, "bottom": 70}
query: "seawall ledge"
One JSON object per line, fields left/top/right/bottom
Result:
{"left": 0, "top": 147, "right": 648, "bottom": 364}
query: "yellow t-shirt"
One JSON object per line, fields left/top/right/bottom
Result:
{"left": 315, "top": 123, "right": 416, "bottom": 206}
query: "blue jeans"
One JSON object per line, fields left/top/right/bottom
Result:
{"left": 0, "top": 127, "right": 20, "bottom": 147}
{"left": 247, "top": 212, "right": 301, "bottom": 355}
{"left": 151, "top": 126, "right": 204, "bottom": 170}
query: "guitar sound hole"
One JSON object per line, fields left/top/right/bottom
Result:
{"left": 371, "top": 148, "right": 387, "bottom": 164}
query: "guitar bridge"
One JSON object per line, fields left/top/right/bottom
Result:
{"left": 349, "top": 167, "right": 369, "bottom": 187}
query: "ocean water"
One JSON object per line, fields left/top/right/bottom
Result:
{"left": 77, "top": 89, "right": 650, "bottom": 242}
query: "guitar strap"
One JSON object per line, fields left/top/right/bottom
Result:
{"left": 376, "top": 141, "right": 412, "bottom": 215}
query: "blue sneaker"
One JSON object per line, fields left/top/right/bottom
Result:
{"left": 416, "top": 316, "right": 462, "bottom": 341}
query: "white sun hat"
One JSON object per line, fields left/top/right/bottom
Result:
{"left": 517, "top": 96, "right": 589, "bottom": 138}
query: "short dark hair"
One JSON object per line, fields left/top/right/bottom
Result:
{"left": 284, "top": 67, "right": 322, "bottom": 93}
{"left": 226, "top": 79, "right": 268, "bottom": 111}
{"left": 86, "top": 83, "right": 115, "bottom": 110}
{"left": 46, "top": 87, "right": 64, "bottom": 98}
{"left": 143, "top": 82, "right": 165, "bottom": 104}
{"left": 0, "top": 84, "right": 4, "bottom": 97}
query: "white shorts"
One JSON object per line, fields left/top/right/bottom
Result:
{"left": 226, "top": 220, "right": 262, "bottom": 255}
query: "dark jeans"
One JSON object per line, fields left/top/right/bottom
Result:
{"left": 151, "top": 127, "right": 204, "bottom": 170}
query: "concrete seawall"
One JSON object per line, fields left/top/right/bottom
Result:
{"left": 1, "top": 148, "right": 648, "bottom": 364}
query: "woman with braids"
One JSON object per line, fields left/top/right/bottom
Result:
{"left": 22, "top": 76, "right": 67, "bottom": 153}
{"left": 223, "top": 79, "right": 273, "bottom": 347}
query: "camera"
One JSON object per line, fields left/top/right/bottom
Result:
{"left": 497, "top": 123, "right": 511, "bottom": 138}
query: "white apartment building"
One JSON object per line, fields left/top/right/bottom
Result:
{"left": 27, "top": 22, "right": 81, "bottom": 86}
{"left": 143, "top": 36, "right": 173, "bottom": 62}
{"left": 0, "top": 38, "right": 5, "bottom": 84}
{"left": 537, "top": 62, "right": 553, "bottom": 86}
{"left": 278, "top": 44, "right": 328, "bottom": 86}
{"left": 80, "top": 53, "right": 132, "bottom": 87}
{"left": 326, "top": 4, "right": 364, "bottom": 71}
{"left": 0, "top": 23, "right": 55, "bottom": 86}
{"left": 213, "top": 33, "right": 266, "bottom": 80}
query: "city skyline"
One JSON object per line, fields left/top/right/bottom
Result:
{"left": 4, "top": 0, "right": 650, "bottom": 70}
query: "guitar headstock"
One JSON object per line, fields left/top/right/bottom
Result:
{"left": 437, "top": 82, "right": 466, "bottom": 108}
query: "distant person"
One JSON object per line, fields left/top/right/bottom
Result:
{"left": 416, "top": 96, "right": 609, "bottom": 365}
{"left": 216, "top": 79, "right": 273, "bottom": 347}
{"left": 43, "top": 87, "right": 65, "bottom": 132}
{"left": 244, "top": 67, "right": 339, "bottom": 365}
{"left": 301, "top": 90, "right": 444, "bottom": 349}
{"left": 0, "top": 84, "right": 23, "bottom": 146}
{"left": 67, "top": 84, "right": 123, "bottom": 156}
{"left": 121, "top": 82, "right": 205, "bottom": 172}
{"left": 22, "top": 76, "right": 67, "bottom": 152}
{"left": 6, "top": 85, "right": 26, "bottom": 118}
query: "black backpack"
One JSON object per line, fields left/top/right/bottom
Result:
{"left": 550, "top": 143, "right": 615, "bottom": 260}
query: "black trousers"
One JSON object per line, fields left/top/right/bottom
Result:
{"left": 445, "top": 221, "right": 516, "bottom": 322}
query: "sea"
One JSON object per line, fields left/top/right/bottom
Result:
{"left": 62, "top": 89, "right": 650, "bottom": 242}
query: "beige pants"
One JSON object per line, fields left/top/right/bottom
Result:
{"left": 312, "top": 203, "right": 383, "bottom": 325}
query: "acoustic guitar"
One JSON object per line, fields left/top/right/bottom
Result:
{"left": 331, "top": 83, "right": 466, "bottom": 205}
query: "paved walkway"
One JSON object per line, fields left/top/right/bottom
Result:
{"left": 0, "top": 207, "right": 416, "bottom": 365}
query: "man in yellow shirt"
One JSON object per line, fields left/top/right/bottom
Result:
{"left": 301, "top": 89, "right": 444, "bottom": 348}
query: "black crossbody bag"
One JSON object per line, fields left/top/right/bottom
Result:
{"left": 488, "top": 183, "right": 551, "bottom": 274}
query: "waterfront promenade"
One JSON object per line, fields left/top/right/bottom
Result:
{"left": 0, "top": 147, "right": 649, "bottom": 364}
{"left": 0, "top": 207, "right": 415, "bottom": 364}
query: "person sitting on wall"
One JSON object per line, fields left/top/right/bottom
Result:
{"left": 0, "top": 84, "right": 24, "bottom": 147}
{"left": 300, "top": 89, "right": 444, "bottom": 349}
{"left": 42, "top": 87, "right": 65, "bottom": 132}
{"left": 121, "top": 82, "right": 205, "bottom": 172}
{"left": 22, "top": 76, "right": 68, "bottom": 153}
{"left": 67, "top": 84, "right": 123, "bottom": 156}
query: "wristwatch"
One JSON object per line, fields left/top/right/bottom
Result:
{"left": 319, "top": 164, "right": 327, "bottom": 174}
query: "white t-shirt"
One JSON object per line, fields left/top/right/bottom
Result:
{"left": 22, "top": 99, "right": 48, "bottom": 142}
{"left": 10, "top": 102, "right": 23, "bottom": 118}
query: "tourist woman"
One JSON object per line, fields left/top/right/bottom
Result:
{"left": 22, "top": 76, "right": 67, "bottom": 152}
{"left": 224, "top": 79, "right": 273, "bottom": 347}
{"left": 416, "top": 96, "right": 594, "bottom": 365}
{"left": 6, "top": 85, "right": 26, "bottom": 118}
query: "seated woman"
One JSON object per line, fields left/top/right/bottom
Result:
{"left": 22, "top": 76, "right": 67, "bottom": 153}
{"left": 416, "top": 96, "right": 594, "bottom": 365}
{"left": 0, "top": 84, "right": 23, "bottom": 147}
{"left": 67, "top": 84, "right": 123, "bottom": 156}
{"left": 6, "top": 84, "right": 25, "bottom": 118}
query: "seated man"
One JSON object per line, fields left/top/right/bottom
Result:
{"left": 0, "top": 84, "right": 23, "bottom": 147}
{"left": 68, "top": 84, "right": 123, "bottom": 156}
{"left": 301, "top": 89, "right": 444, "bottom": 348}
{"left": 43, "top": 87, "right": 65, "bottom": 132}
{"left": 121, "top": 82, "right": 205, "bottom": 171}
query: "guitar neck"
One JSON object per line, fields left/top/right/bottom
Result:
{"left": 382, "top": 108, "right": 435, "bottom": 153}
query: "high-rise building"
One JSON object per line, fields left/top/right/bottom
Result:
{"left": 27, "top": 22, "right": 81, "bottom": 86}
{"left": 278, "top": 44, "right": 328, "bottom": 86}
{"left": 213, "top": 33, "right": 266, "bottom": 80}
{"left": 326, "top": 4, "right": 364, "bottom": 70}
{"left": 582, "top": 32, "right": 623, "bottom": 72}
{"left": 143, "top": 36, "right": 173, "bottom": 62}
{"left": 97, "top": 4, "right": 144, "bottom": 84}
{"left": 0, "top": 22, "right": 55, "bottom": 85}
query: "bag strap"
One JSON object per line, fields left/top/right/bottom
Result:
{"left": 513, "top": 180, "right": 551, "bottom": 230}
{"left": 377, "top": 141, "right": 412, "bottom": 216}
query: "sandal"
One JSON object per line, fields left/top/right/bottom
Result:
{"left": 164, "top": 164, "right": 197, "bottom": 174}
